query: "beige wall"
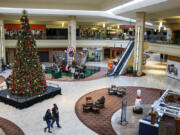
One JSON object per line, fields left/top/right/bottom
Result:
{"left": 170, "top": 24, "right": 180, "bottom": 31}
{"left": 147, "top": 42, "right": 180, "bottom": 57}
{"left": 5, "top": 40, "right": 130, "bottom": 48}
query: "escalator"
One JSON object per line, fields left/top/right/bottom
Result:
{"left": 108, "top": 40, "right": 134, "bottom": 76}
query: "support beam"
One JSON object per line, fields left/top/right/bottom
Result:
{"left": 9, "top": 48, "right": 15, "bottom": 64}
{"left": 133, "top": 12, "right": 145, "bottom": 76}
{"left": 67, "top": 16, "right": 76, "bottom": 65}
{"left": 49, "top": 49, "right": 53, "bottom": 63}
{"left": 0, "top": 19, "right": 6, "bottom": 71}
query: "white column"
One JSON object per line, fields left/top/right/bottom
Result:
{"left": 167, "top": 28, "right": 172, "bottom": 43}
{"left": 133, "top": 12, "right": 145, "bottom": 76}
{"left": 67, "top": 16, "right": 76, "bottom": 65}
{"left": 0, "top": 19, "right": 6, "bottom": 71}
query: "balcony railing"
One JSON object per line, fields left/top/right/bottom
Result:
{"left": 5, "top": 35, "right": 134, "bottom": 40}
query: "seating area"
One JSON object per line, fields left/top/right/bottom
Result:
{"left": 75, "top": 87, "right": 164, "bottom": 135}
{"left": 82, "top": 96, "right": 105, "bottom": 113}
{"left": 108, "top": 85, "right": 126, "bottom": 97}
{"left": 45, "top": 64, "right": 100, "bottom": 80}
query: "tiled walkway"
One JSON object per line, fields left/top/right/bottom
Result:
{"left": 75, "top": 87, "right": 163, "bottom": 135}
{"left": 0, "top": 55, "right": 179, "bottom": 135}
{"left": 0, "top": 128, "right": 5, "bottom": 135}
{"left": 111, "top": 105, "right": 151, "bottom": 135}
{"left": 0, "top": 117, "right": 24, "bottom": 135}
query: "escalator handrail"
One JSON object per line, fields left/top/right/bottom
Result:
{"left": 114, "top": 41, "right": 134, "bottom": 75}
{"left": 118, "top": 42, "right": 134, "bottom": 75}
{"left": 109, "top": 40, "right": 133, "bottom": 76}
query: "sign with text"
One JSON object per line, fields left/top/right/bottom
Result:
{"left": 120, "top": 99, "right": 128, "bottom": 126}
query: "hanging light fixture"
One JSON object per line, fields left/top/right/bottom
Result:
{"left": 164, "top": 26, "right": 167, "bottom": 31}
{"left": 103, "top": 23, "right": 106, "bottom": 28}
{"left": 62, "top": 22, "right": 64, "bottom": 27}
{"left": 158, "top": 26, "right": 161, "bottom": 32}
{"left": 157, "top": 21, "right": 163, "bottom": 32}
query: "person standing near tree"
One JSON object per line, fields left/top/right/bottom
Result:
{"left": 44, "top": 109, "right": 52, "bottom": 133}
{"left": 51, "top": 104, "right": 61, "bottom": 128}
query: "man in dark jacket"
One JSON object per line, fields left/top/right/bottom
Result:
{"left": 44, "top": 109, "right": 52, "bottom": 133}
{"left": 51, "top": 104, "right": 61, "bottom": 128}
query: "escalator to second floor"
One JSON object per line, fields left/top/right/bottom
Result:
{"left": 108, "top": 40, "right": 134, "bottom": 76}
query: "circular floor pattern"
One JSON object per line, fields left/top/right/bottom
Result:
{"left": 0, "top": 117, "right": 25, "bottom": 135}
{"left": 0, "top": 128, "right": 5, "bottom": 135}
{"left": 75, "top": 87, "right": 163, "bottom": 135}
{"left": 46, "top": 67, "right": 107, "bottom": 82}
{"left": 111, "top": 105, "right": 151, "bottom": 135}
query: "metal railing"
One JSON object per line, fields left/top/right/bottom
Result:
{"left": 46, "top": 82, "right": 60, "bottom": 88}
{"left": 5, "top": 35, "right": 134, "bottom": 40}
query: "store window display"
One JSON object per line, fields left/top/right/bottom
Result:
{"left": 5, "top": 29, "right": 43, "bottom": 40}
{"left": 87, "top": 49, "right": 102, "bottom": 62}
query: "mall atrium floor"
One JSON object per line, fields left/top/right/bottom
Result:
{"left": 0, "top": 53, "right": 180, "bottom": 135}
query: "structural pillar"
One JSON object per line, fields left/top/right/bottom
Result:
{"left": 67, "top": 16, "right": 76, "bottom": 65}
{"left": 9, "top": 48, "right": 15, "bottom": 64}
{"left": 49, "top": 49, "right": 53, "bottom": 63}
{"left": 0, "top": 19, "right": 6, "bottom": 71}
{"left": 133, "top": 12, "right": 145, "bottom": 76}
{"left": 167, "top": 28, "right": 172, "bottom": 43}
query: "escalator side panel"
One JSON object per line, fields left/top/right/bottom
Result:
{"left": 109, "top": 41, "right": 134, "bottom": 76}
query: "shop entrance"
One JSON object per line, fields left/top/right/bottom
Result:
{"left": 38, "top": 52, "right": 49, "bottom": 62}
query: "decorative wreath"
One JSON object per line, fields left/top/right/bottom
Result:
{"left": 69, "top": 50, "right": 74, "bottom": 57}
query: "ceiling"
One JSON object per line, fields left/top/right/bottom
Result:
{"left": 118, "top": 0, "right": 180, "bottom": 25}
{"left": 0, "top": 0, "right": 180, "bottom": 26}
{"left": 0, "top": 0, "right": 130, "bottom": 11}
{"left": 3, "top": 15, "right": 131, "bottom": 26}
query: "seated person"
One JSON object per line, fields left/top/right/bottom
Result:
{"left": 57, "top": 66, "right": 60, "bottom": 72}
{"left": 75, "top": 66, "right": 81, "bottom": 73}
{"left": 61, "top": 65, "right": 66, "bottom": 72}
{"left": 71, "top": 67, "right": 75, "bottom": 74}
{"left": 65, "top": 64, "right": 69, "bottom": 72}
{"left": 68, "top": 65, "right": 72, "bottom": 71}
{"left": 95, "top": 96, "right": 105, "bottom": 105}
{"left": 80, "top": 72, "right": 85, "bottom": 78}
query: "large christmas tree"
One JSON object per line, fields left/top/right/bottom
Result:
{"left": 9, "top": 11, "right": 47, "bottom": 96}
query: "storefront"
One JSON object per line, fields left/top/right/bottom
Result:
{"left": 86, "top": 48, "right": 102, "bottom": 62}
{"left": 166, "top": 55, "right": 180, "bottom": 80}
{"left": 103, "top": 47, "right": 124, "bottom": 60}
{"left": 4, "top": 24, "right": 45, "bottom": 40}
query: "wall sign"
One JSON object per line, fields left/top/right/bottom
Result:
{"left": 167, "top": 60, "right": 180, "bottom": 80}
{"left": 120, "top": 99, "right": 128, "bottom": 126}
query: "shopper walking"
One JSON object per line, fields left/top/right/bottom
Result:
{"left": 51, "top": 104, "right": 61, "bottom": 128}
{"left": 44, "top": 109, "right": 52, "bottom": 133}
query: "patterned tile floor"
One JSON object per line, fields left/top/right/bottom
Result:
{"left": 111, "top": 105, "right": 151, "bottom": 135}
{"left": 0, "top": 117, "right": 24, "bottom": 135}
{"left": 75, "top": 87, "right": 163, "bottom": 135}
{"left": 0, "top": 55, "right": 179, "bottom": 135}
